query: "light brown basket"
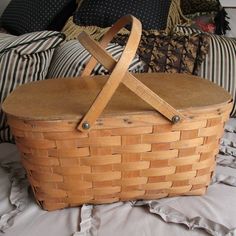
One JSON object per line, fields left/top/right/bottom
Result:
{"left": 2, "top": 15, "right": 233, "bottom": 211}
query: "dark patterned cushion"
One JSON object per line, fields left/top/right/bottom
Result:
{"left": 1, "top": 0, "right": 76, "bottom": 35}
{"left": 113, "top": 30, "right": 209, "bottom": 75}
{"left": 74, "top": 0, "right": 172, "bottom": 30}
{"left": 180, "top": 0, "right": 220, "bottom": 15}
{"left": 48, "top": 0, "right": 77, "bottom": 31}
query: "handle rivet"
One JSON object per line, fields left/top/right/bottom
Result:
{"left": 172, "top": 115, "right": 180, "bottom": 124}
{"left": 82, "top": 122, "right": 90, "bottom": 130}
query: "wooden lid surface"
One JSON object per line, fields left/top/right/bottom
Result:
{"left": 2, "top": 73, "right": 232, "bottom": 120}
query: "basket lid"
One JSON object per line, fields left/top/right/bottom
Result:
{"left": 2, "top": 73, "right": 232, "bottom": 121}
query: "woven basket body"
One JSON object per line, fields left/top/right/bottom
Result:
{"left": 3, "top": 73, "right": 232, "bottom": 211}
{"left": 7, "top": 105, "right": 232, "bottom": 211}
{"left": 2, "top": 16, "right": 233, "bottom": 211}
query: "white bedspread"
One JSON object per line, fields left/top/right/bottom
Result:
{"left": 1, "top": 119, "right": 236, "bottom": 236}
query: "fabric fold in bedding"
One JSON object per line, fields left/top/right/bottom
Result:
{"left": 73, "top": 205, "right": 98, "bottom": 236}
{"left": 221, "top": 133, "right": 236, "bottom": 148}
{"left": 218, "top": 119, "right": 236, "bottom": 168}
{"left": 217, "top": 154, "right": 236, "bottom": 169}
{"left": 134, "top": 201, "right": 236, "bottom": 236}
{"left": 211, "top": 174, "right": 236, "bottom": 187}
{"left": 0, "top": 162, "right": 29, "bottom": 232}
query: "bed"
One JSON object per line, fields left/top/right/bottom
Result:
{"left": 0, "top": 119, "right": 236, "bottom": 236}
{"left": 0, "top": 1, "right": 236, "bottom": 234}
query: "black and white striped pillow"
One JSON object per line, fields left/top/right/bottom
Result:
{"left": 47, "top": 40, "right": 145, "bottom": 78}
{"left": 0, "top": 31, "right": 65, "bottom": 143}
{"left": 175, "top": 26, "right": 236, "bottom": 117}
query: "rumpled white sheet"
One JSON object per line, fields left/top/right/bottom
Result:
{"left": 0, "top": 144, "right": 80, "bottom": 236}
{"left": 73, "top": 205, "right": 98, "bottom": 236}
{"left": 218, "top": 119, "right": 236, "bottom": 168}
{"left": 1, "top": 118, "right": 236, "bottom": 236}
{"left": 137, "top": 202, "right": 236, "bottom": 236}
{"left": 0, "top": 162, "right": 29, "bottom": 232}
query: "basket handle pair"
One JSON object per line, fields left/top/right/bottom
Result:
{"left": 77, "top": 15, "right": 184, "bottom": 132}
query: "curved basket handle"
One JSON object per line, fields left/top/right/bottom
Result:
{"left": 77, "top": 15, "right": 142, "bottom": 132}
{"left": 77, "top": 15, "right": 185, "bottom": 132}
{"left": 81, "top": 15, "right": 137, "bottom": 77}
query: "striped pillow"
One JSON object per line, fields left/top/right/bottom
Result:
{"left": 47, "top": 40, "right": 145, "bottom": 78}
{"left": 0, "top": 31, "right": 65, "bottom": 143}
{"left": 175, "top": 26, "right": 236, "bottom": 117}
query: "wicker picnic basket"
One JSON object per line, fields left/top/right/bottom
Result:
{"left": 2, "top": 15, "right": 233, "bottom": 211}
